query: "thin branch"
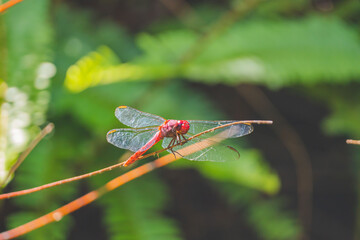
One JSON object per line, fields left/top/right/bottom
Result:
{"left": 346, "top": 139, "right": 360, "bottom": 145}
{"left": 0, "top": 0, "right": 23, "bottom": 13}
{"left": 1, "top": 123, "right": 54, "bottom": 187}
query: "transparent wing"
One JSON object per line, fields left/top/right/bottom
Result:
{"left": 115, "top": 106, "right": 166, "bottom": 128}
{"left": 162, "top": 123, "right": 253, "bottom": 162}
{"left": 187, "top": 120, "right": 254, "bottom": 137}
{"left": 107, "top": 127, "right": 159, "bottom": 152}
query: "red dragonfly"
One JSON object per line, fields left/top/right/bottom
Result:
{"left": 0, "top": 107, "right": 271, "bottom": 240}
{"left": 107, "top": 106, "right": 254, "bottom": 166}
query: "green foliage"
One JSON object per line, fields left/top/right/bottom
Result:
{"left": 169, "top": 147, "right": 280, "bottom": 194}
{"left": 307, "top": 85, "right": 360, "bottom": 138}
{"left": 8, "top": 138, "right": 78, "bottom": 240}
{"left": 65, "top": 16, "right": 360, "bottom": 93}
{"left": 4, "top": 0, "right": 360, "bottom": 239}
{"left": 65, "top": 46, "right": 123, "bottom": 92}
{"left": 0, "top": 14, "right": 6, "bottom": 80}
{"left": 53, "top": 5, "right": 137, "bottom": 81}
{"left": 247, "top": 199, "right": 300, "bottom": 240}
{"left": 4, "top": 0, "right": 52, "bottom": 85}
{"left": 181, "top": 16, "right": 360, "bottom": 87}
{"left": 64, "top": 46, "right": 176, "bottom": 93}
{"left": 196, "top": 149, "right": 280, "bottom": 194}
{"left": 255, "top": 0, "right": 309, "bottom": 16}
{"left": 0, "top": 13, "right": 7, "bottom": 185}
{"left": 0, "top": 0, "right": 53, "bottom": 184}
{"left": 52, "top": 5, "right": 280, "bottom": 236}
{"left": 324, "top": 97, "right": 360, "bottom": 137}
{"left": 218, "top": 185, "right": 299, "bottom": 240}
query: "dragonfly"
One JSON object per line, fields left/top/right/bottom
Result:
{"left": 0, "top": 107, "right": 271, "bottom": 240}
{"left": 107, "top": 106, "right": 254, "bottom": 166}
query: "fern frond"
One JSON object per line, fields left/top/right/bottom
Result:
{"left": 65, "top": 16, "right": 360, "bottom": 92}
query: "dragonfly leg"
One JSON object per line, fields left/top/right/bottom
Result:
{"left": 166, "top": 134, "right": 189, "bottom": 159}
{"left": 176, "top": 134, "right": 181, "bottom": 144}
{"left": 173, "top": 150, "right": 185, "bottom": 158}
{"left": 180, "top": 134, "right": 188, "bottom": 145}
{"left": 170, "top": 149, "right": 177, "bottom": 159}
{"left": 173, "top": 134, "right": 189, "bottom": 158}
{"left": 166, "top": 138, "right": 177, "bottom": 159}
{"left": 166, "top": 137, "right": 180, "bottom": 159}
{"left": 167, "top": 138, "right": 175, "bottom": 149}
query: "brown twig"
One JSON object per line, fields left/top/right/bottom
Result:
{"left": 1, "top": 123, "right": 54, "bottom": 187}
{"left": 346, "top": 139, "right": 360, "bottom": 145}
{"left": 0, "top": 0, "right": 23, "bottom": 13}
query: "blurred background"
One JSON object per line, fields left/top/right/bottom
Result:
{"left": 1, "top": 0, "right": 360, "bottom": 239}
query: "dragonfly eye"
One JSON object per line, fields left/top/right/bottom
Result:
{"left": 178, "top": 121, "right": 190, "bottom": 134}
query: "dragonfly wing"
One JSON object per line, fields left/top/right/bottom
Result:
{"left": 187, "top": 120, "right": 254, "bottom": 138}
{"left": 162, "top": 134, "right": 239, "bottom": 162}
{"left": 107, "top": 127, "right": 159, "bottom": 152}
{"left": 115, "top": 106, "right": 166, "bottom": 128}
{"left": 162, "top": 123, "right": 250, "bottom": 162}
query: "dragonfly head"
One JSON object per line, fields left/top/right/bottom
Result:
{"left": 177, "top": 120, "right": 190, "bottom": 134}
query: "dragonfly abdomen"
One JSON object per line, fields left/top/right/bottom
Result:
{"left": 123, "top": 131, "right": 163, "bottom": 166}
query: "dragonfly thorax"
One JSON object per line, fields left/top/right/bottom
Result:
{"left": 160, "top": 120, "right": 190, "bottom": 138}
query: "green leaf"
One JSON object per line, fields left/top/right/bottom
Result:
{"left": 64, "top": 46, "right": 176, "bottom": 93}
{"left": 171, "top": 17, "right": 360, "bottom": 87}
{"left": 65, "top": 16, "right": 360, "bottom": 92}
{"left": 172, "top": 148, "right": 280, "bottom": 195}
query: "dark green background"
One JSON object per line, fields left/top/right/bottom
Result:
{"left": 1, "top": 0, "right": 360, "bottom": 239}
